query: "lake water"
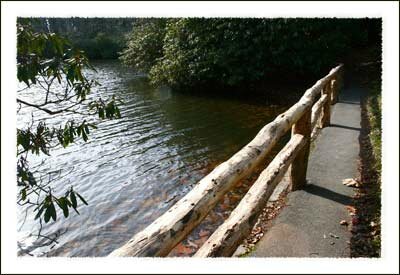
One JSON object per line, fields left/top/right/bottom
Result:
{"left": 17, "top": 61, "right": 293, "bottom": 257}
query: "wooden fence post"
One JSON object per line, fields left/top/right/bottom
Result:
{"left": 289, "top": 108, "right": 311, "bottom": 190}
{"left": 331, "top": 79, "right": 338, "bottom": 105}
{"left": 321, "top": 82, "right": 332, "bottom": 127}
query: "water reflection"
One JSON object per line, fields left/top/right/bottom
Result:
{"left": 17, "top": 60, "right": 290, "bottom": 257}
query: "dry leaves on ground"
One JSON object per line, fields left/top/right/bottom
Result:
{"left": 342, "top": 178, "right": 361, "bottom": 188}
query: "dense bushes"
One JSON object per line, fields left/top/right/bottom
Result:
{"left": 120, "top": 18, "right": 167, "bottom": 71}
{"left": 121, "top": 18, "right": 379, "bottom": 89}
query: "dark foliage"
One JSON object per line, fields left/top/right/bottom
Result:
{"left": 28, "top": 17, "right": 136, "bottom": 59}
{"left": 121, "top": 18, "right": 381, "bottom": 90}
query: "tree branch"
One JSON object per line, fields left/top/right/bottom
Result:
{"left": 17, "top": 98, "right": 86, "bottom": 115}
{"left": 17, "top": 98, "right": 63, "bottom": 115}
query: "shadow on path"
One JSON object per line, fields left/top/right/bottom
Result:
{"left": 329, "top": 123, "right": 361, "bottom": 132}
{"left": 304, "top": 183, "right": 353, "bottom": 206}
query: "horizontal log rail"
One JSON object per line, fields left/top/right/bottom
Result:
{"left": 109, "top": 64, "right": 344, "bottom": 257}
{"left": 194, "top": 134, "right": 307, "bottom": 257}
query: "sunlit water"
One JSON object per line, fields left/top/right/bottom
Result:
{"left": 17, "top": 61, "right": 293, "bottom": 257}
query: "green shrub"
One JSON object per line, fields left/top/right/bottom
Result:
{"left": 119, "top": 18, "right": 167, "bottom": 71}
{"left": 121, "top": 18, "right": 374, "bottom": 89}
{"left": 367, "top": 80, "right": 382, "bottom": 175}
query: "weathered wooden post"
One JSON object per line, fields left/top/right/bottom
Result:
{"left": 289, "top": 108, "right": 311, "bottom": 190}
{"left": 321, "top": 82, "right": 332, "bottom": 127}
{"left": 331, "top": 79, "right": 338, "bottom": 105}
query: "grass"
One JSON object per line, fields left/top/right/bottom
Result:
{"left": 344, "top": 42, "right": 382, "bottom": 257}
{"left": 365, "top": 77, "right": 382, "bottom": 255}
{"left": 349, "top": 53, "right": 382, "bottom": 256}
{"left": 366, "top": 79, "right": 382, "bottom": 177}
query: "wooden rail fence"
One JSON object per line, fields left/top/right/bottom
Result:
{"left": 109, "top": 64, "right": 344, "bottom": 257}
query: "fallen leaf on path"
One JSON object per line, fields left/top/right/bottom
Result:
{"left": 198, "top": 229, "right": 209, "bottom": 238}
{"left": 173, "top": 243, "right": 193, "bottom": 255}
{"left": 346, "top": 205, "right": 356, "bottom": 214}
{"left": 252, "top": 227, "right": 262, "bottom": 235}
{"left": 193, "top": 235, "right": 209, "bottom": 247}
{"left": 329, "top": 233, "right": 339, "bottom": 239}
{"left": 342, "top": 178, "right": 360, "bottom": 187}
{"left": 186, "top": 239, "right": 198, "bottom": 249}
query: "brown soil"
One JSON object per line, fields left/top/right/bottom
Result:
{"left": 236, "top": 185, "right": 290, "bottom": 256}
{"left": 350, "top": 93, "right": 381, "bottom": 257}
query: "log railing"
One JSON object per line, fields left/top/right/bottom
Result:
{"left": 109, "top": 64, "right": 344, "bottom": 257}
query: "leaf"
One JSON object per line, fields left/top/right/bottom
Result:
{"left": 173, "top": 243, "right": 193, "bottom": 255}
{"left": 329, "top": 233, "right": 339, "bottom": 239}
{"left": 76, "top": 125, "right": 82, "bottom": 136}
{"left": 49, "top": 202, "right": 57, "bottom": 221}
{"left": 76, "top": 192, "right": 88, "bottom": 205}
{"left": 21, "top": 188, "right": 27, "bottom": 200}
{"left": 56, "top": 197, "right": 69, "bottom": 218}
{"left": 342, "top": 178, "right": 360, "bottom": 187}
{"left": 67, "top": 67, "right": 75, "bottom": 83}
{"left": 198, "top": 229, "right": 209, "bottom": 238}
{"left": 82, "top": 130, "right": 88, "bottom": 142}
{"left": 17, "top": 131, "right": 30, "bottom": 150}
{"left": 99, "top": 108, "right": 105, "bottom": 119}
{"left": 35, "top": 205, "right": 45, "bottom": 220}
{"left": 44, "top": 206, "right": 51, "bottom": 223}
{"left": 62, "top": 205, "right": 69, "bottom": 218}
{"left": 115, "top": 107, "right": 121, "bottom": 118}
{"left": 56, "top": 73, "right": 62, "bottom": 84}
{"left": 69, "top": 126, "right": 74, "bottom": 142}
{"left": 346, "top": 205, "right": 356, "bottom": 214}
{"left": 53, "top": 35, "right": 64, "bottom": 54}
{"left": 70, "top": 191, "right": 77, "bottom": 208}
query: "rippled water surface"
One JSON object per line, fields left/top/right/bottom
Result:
{"left": 17, "top": 61, "right": 291, "bottom": 256}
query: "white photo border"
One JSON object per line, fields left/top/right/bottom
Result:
{"left": 1, "top": 1, "right": 399, "bottom": 274}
